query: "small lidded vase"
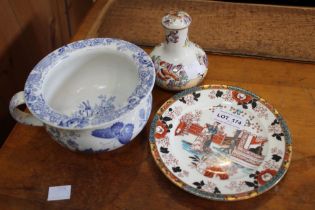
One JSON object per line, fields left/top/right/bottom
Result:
{"left": 150, "top": 11, "right": 208, "bottom": 91}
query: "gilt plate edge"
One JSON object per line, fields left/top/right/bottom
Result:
{"left": 149, "top": 84, "right": 292, "bottom": 201}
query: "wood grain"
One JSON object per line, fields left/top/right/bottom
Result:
{"left": 0, "top": 54, "right": 314, "bottom": 209}
{"left": 0, "top": 0, "right": 314, "bottom": 209}
{"left": 66, "top": 0, "right": 94, "bottom": 37}
{"left": 72, "top": 0, "right": 111, "bottom": 41}
{"left": 0, "top": 0, "right": 93, "bottom": 144}
{"left": 93, "top": 0, "right": 315, "bottom": 62}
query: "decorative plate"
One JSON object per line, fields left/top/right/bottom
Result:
{"left": 149, "top": 85, "right": 292, "bottom": 201}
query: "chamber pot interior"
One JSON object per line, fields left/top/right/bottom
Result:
{"left": 42, "top": 48, "right": 139, "bottom": 116}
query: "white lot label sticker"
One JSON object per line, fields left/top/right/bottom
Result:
{"left": 47, "top": 185, "right": 71, "bottom": 201}
{"left": 214, "top": 109, "right": 246, "bottom": 129}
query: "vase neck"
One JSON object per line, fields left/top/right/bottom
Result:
{"left": 164, "top": 28, "right": 189, "bottom": 52}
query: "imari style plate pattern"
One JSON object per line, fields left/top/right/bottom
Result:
{"left": 149, "top": 85, "right": 292, "bottom": 201}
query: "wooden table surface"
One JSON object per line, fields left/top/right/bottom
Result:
{"left": 1, "top": 1, "right": 315, "bottom": 210}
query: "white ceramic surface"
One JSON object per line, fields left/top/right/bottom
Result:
{"left": 150, "top": 11, "right": 208, "bottom": 91}
{"left": 150, "top": 85, "right": 292, "bottom": 201}
{"left": 9, "top": 38, "right": 155, "bottom": 153}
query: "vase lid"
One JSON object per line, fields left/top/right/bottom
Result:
{"left": 162, "top": 11, "right": 192, "bottom": 30}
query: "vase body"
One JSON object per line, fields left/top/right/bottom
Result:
{"left": 150, "top": 11, "right": 208, "bottom": 91}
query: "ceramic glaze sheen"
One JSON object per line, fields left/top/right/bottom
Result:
{"left": 44, "top": 49, "right": 138, "bottom": 116}
{"left": 150, "top": 85, "right": 292, "bottom": 201}
{"left": 150, "top": 11, "right": 208, "bottom": 91}
{"left": 9, "top": 38, "right": 155, "bottom": 153}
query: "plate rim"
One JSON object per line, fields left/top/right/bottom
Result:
{"left": 149, "top": 84, "right": 292, "bottom": 201}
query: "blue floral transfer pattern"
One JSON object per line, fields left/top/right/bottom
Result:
{"left": 46, "top": 126, "right": 111, "bottom": 153}
{"left": 24, "top": 38, "right": 155, "bottom": 129}
{"left": 58, "top": 95, "right": 117, "bottom": 128}
{"left": 91, "top": 122, "right": 134, "bottom": 144}
{"left": 139, "top": 94, "right": 152, "bottom": 128}
{"left": 46, "top": 126, "right": 81, "bottom": 151}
